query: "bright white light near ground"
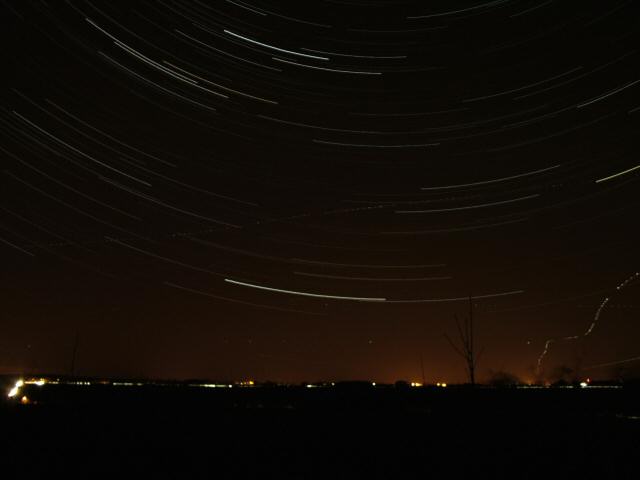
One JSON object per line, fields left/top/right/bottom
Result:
{"left": 7, "top": 379, "right": 24, "bottom": 398}
{"left": 580, "top": 382, "right": 588, "bottom": 388}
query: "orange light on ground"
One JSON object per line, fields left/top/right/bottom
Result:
{"left": 25, "top": 378, "right": 46, "bottom": 386}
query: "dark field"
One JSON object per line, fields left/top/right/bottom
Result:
{"left": 2, "top": 379, "right": 639, "bottom": 478}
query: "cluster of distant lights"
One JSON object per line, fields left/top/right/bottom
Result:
{"left": 7, "top": 377, "right": 626, "bottom": 401}
{"left": 5, "top": 377, "right": 253, "bottom": 397}
{"left": 5, "top": 377, "right": 449, "bottom": 398}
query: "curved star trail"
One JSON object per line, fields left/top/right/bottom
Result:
{"left": 1, "top": 1, "right": 639, "bottom": 382}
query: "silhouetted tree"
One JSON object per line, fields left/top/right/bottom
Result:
{"left": 487, "top": 370, "right": 521, "bottom": 387}
{"left": 70, "top": 329, "right": 80, "bottom": 377}
{"left": 611, "top": 363, "right": 640, "bottom": 382}
{"left": 549, "top": 364, "right": 575, "bottom": 385}
{"left": 527, "top": 364, "right": 546, "bottom": 385}
{"left": 445, "top": 295, "right": 483, "bottom": 386}
{"left": 394, "top": 380, "right": 410, "bottom": 389}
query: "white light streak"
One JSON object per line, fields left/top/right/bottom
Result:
{"left": 225, "top": 279, "right": 387, "bottom": 302}
{"left": 384, "top": 290, "right": 524, "bottom": 303}
{"left": 396, "top": 194, "right": 539, "bottom": 214}
{"left": 586, "top": 355, "right": 640, "bottom": 370}
{"left": 420, "top": 165, "right": 561, "bottom": 190}
{"left": 577, "top": 79, "right": 640, "bottom": 108}
{"left": 595, "top": 164, "right": 640, "bottom": 183}
{"left": 313, "top": 140, "right": 439, "bottom": 148}
{"left": 224, "top": 30, "right": 328, "bottom": 60}
{"left": 272, "top": 57, "right": 382, "bottom": 75}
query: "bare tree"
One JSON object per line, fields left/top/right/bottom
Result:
{"left": 445, "top": 295, "right": 483, "bottom": 386}
{"left": 70, "top": 329, "right": 80, "bottom": 377}
{"left": 487, "top": 369, "right": 521, "bottom": 387}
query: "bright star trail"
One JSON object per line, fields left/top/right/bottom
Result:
{"left": 1, "top": 0, "right": 639, "bottom": 383}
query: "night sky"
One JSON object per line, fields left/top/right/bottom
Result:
{"left": 2, "top": 0, "right": 639, "bottom": 384}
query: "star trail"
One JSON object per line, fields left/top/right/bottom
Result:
{"left": 1, "top": 0, "right": 639, "bottom": 383}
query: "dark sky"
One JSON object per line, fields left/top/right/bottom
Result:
{"left": 1, "top": 0, "right": 639, "bottom": 383}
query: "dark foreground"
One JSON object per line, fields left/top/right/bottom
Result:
{"left": 2, "top": 380, "right": 639, "bottom": 478}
